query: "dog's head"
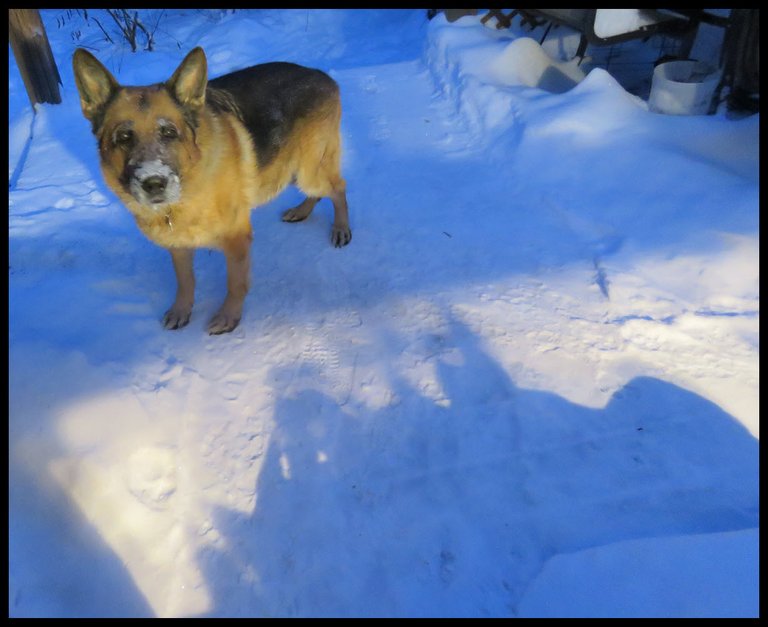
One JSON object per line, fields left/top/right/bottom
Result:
{"left": 73, "top": 47, "right": 209, "bottom": 208}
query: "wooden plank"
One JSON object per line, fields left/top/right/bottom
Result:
{"left": 9, "top": 9, "right": 62, "bottom": 105}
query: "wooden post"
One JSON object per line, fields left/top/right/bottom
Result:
{"left": 8, "top": 9, "right": 62, "bottom": 106}
{"left": 443, "top": 9, "right": 477, "bottom": 23}
{"left": 722, "top": 9, "right": 759, "bottom": 113}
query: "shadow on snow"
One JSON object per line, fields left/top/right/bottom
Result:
{"left": 195, "top": 315, "right": 758, "bottom": 617}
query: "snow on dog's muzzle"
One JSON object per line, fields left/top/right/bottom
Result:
{"left": 129, "top": 159, "right": 181, "bottom": 207}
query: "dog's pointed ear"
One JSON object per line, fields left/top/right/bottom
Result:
{"left": 72, "top": 48, "right": 120, "bottom": 122}
{"left": 166, "top": 47, "right": 208, "bottom": 109}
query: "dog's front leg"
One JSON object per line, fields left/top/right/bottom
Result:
{"left": 163, "top": 247, "right": 195, "bottom": 329}
{"left": 208, "top": 231, "right": 252, "bottom": 335}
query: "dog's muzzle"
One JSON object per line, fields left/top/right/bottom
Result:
{"left": 128, "top": 159, "right": 181, "bottom": 207}
{"left": 142, "top": 175, "right": 167, "bottom": 196}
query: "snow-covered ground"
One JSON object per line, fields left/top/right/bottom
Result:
{"left": 9, "top": 9, "right": 758, "bottom": 618}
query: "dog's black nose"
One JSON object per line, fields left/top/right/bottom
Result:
{"left": 141, "top": 175, "right": 167, "bottom": 195}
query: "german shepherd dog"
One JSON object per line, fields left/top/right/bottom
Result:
{"left": 73, "top": 47, "right": 350, "bottom": 334}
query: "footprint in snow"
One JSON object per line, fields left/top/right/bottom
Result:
{"left": 126, "top": 446, "right": 177, "bottom": 510}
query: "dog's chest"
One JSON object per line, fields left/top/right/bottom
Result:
{"left": 132, "top": 206, "right": 221, "bottom": 250}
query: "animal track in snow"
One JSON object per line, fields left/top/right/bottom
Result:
{"left": 370, "top": 114, "right": 392, "bottom": 143}
{"left": 126, "top": 446, "right": 178, "bottom": 510}
{"left": 218, "top": 371, "right": 250, "bottom": 402}
{"left": 362, "top": 74, "right": 380, "bottom": 94}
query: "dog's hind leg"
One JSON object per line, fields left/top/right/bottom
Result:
{"left": 292, "top": 149, "right": 351, "bottom": 246}
{"left": 163, "top": 247, "right": 195, "bottom": 330}
{"left": 208, "top": 230, "right": 252, "bottom": 335}
{"left": 281, "top": 196, "right": 320, "bottom": 223}
{"left": 328, "top": 180, "right": 351, "bottom": 248}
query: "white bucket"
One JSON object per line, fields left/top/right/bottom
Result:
{"left": 648, "top": 60, "right": 721, "bottom": 115}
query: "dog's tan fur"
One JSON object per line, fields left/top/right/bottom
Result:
{"left": 73, "top": 47, "right": 350, "bottom": 334}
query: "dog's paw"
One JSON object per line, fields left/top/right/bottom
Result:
{"left": 281, "top": 206, "right": 311, "bottom": 223}
{"left": 331, "top": 224, "right": 352, "bottom": 248}
{"left": 162, "top": 305, "right": 192, "bottom": 330}
{"left": 207, "top": 310, "right": 241, "bottom": 335}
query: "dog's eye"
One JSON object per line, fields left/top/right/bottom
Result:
{"left": 114, "top": 129, "right": 134, "bottom": 145}
{"left": 160, "top": 125, "right": 178, "bottom": 140}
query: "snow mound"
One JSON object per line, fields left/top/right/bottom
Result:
{"left": 488, "top": 37, "right": 586, "bottom": 92}
{"left": 521, "top": 68, "right": 648, "bottom": 143}
{"left": 426, "top": 14, "right": 587, "bottom": 135}
{"left": 518, "top": 528, "right": 759, "bottom": 618}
